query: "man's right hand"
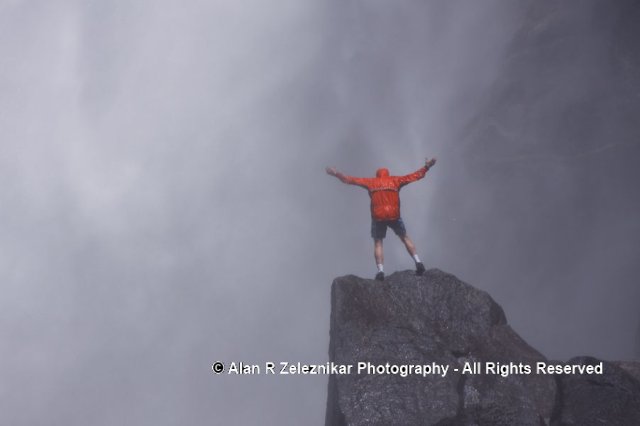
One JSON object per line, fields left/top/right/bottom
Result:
{"left": 425, "top": 158, "right": 437, "bottom": 169}
{"left": 326, "top": 166, "right": 338, "bottom": 176}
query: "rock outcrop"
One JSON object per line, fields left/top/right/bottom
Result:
{"left": 325, "top": 269, "right": 640, "bottom": 426}
{"left": 555, "top": 357, "right": 640, "bottom": 425}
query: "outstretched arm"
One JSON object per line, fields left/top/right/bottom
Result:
{"left": 325, "top": 167, "right": 370, "bottom": 189}
{"left": 396, "top": 157, "right": 436, "bottom": 187}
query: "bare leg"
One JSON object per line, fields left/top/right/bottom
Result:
{"left": 374, "top": 239, "right": 384, "bottom": 266}
{"left": 373, "top": 239, "right": 385, "bottom": 280}
{"left": 400, "top": 234, "right": 417, "bottom": 257}
{"left": 400, "top": 234, "right": 425, "bottom": 274}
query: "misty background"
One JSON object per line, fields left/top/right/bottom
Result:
{"left": 1, "top": 0, "right": 638, "bottom": 425}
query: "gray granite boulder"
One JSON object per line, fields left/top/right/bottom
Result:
{"left": 553, "top": 357, "right": 640, "bottom": 426}
{"left": 325, "top": 269, "right": 555, "bottom": 426}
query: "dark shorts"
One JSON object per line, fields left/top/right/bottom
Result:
{"left": 371, "top": 218, "right": 407, "bottom": 240}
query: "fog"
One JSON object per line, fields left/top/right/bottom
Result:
{"left": 1, "top": 1, "right": 638, "bottom": 425}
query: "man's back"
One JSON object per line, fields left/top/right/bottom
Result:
{"left": 331, "top": 166, "right": 428, "bottom": 221}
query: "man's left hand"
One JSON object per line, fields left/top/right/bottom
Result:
{"left": 425, "top": 158, "right": 437, "bottom": 169}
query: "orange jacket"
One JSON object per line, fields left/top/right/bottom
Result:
{"left": 334, "top": 166, "right": 428, "bottom": 221}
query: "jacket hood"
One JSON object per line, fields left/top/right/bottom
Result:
{"left": 376, "top": 168, "right": 389, "bottom": 178}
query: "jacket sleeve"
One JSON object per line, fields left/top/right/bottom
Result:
{"left": 334, "top": 172, "right": 371, "bottom": 189}
{"left": 396, "top": 166, "right": 428, "bottom": 188}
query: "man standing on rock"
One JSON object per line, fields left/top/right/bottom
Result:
{"left": 326, "top": 158, "right": 436, "bottom": 281}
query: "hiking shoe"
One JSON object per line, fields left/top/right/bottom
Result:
{"left": 416, "top": 262, "right": 425, "bottom": 275}
{"left": 375, "top": 272, "right": 385, "bottom": 281}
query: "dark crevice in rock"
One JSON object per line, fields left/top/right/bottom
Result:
{"left": 454, "top": 371, "right": 467, "bottom": 424}
{"left": 549, "top": 374, "right": 564, "bottom": 426}
{"left": 432, "top": 372, "right": 467, "bottom": 426}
